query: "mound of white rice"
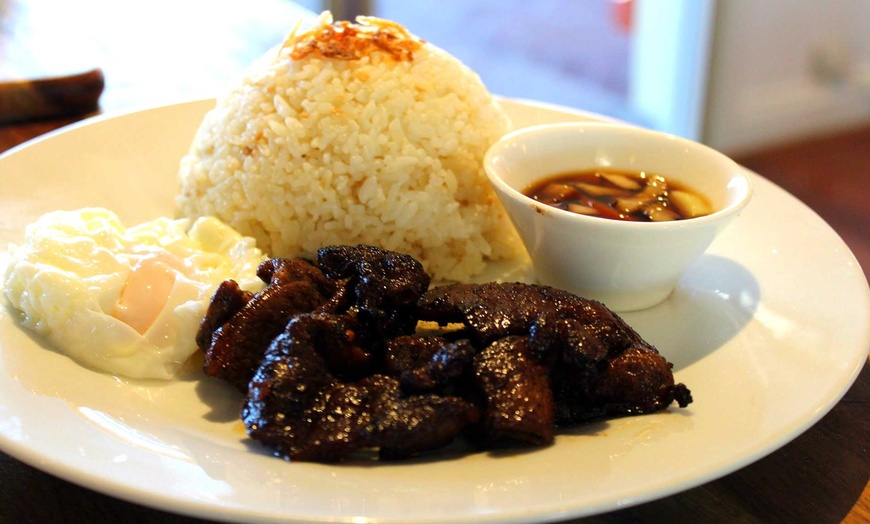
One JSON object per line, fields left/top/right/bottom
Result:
{"left": 176, "top": 12, "right": 521, "bottom": 281}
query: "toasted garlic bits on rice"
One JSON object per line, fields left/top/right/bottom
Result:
{"left": 288, "top": 15, "right": 423, "bottom": 62}
{"left": 176, "top": 12, "right": 521, "bottom": 282}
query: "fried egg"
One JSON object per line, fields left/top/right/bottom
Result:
{"left": 3, "top": 208, "right": 267, "bottom": 379}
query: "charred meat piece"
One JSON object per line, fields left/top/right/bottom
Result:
{"left": 243, "top": 321, "right": 340, "bottom": 461}
{"left": 316, "top": 245, "right": 431, "bottom": 309}
{"left": 528, "top": 312, "right": 609, "bottom": 370}
{"left": 243, "top": 312, "right": 478, "bottom": 462}
{"left": 418, "top": 282, "right": 645, "bottom": 355}
{"left": 548, "top": 360, "right": 605, "bottom": 424}
{"left": 473, "top": 336, "right": 555, "bottom": 446}
{"left": 256, "top": 257, "right": 331, "bottom": 292}
{"left": 420, "top": 282, "right": 691, "bottom": 425}
{"left": 418, "top": 282, "right": 552, "bottom": 346}
{"left": 316, "top": 245, "right": 430, "bottom": 342}
{"left": 195, "top": 279, "right": 253, "bottom": 353}
{"left": 384, "top": 335, "right": 445, "bottom": 373}
{"left": 286, "top": 374, "right": 477, "bottom": 462}
{"left": 271, "top": 312, "right": 373, "bottom": 380}
{"left": 549, "top": 346, "right": 693, "bottom": 424}
{"left": 376, "top": 392, "right": 479, "bottom": 460}
{"left": 385, "top": 335, "right": 477, "bottom": 392}
{"left": 200, "top": 258, "right": 335, "bottom": 391}
{"left": 593, "top": 346, "right": 693, "bottom": 415}
{"left": 528, "top": 304, "right": 647, "bottom": 367}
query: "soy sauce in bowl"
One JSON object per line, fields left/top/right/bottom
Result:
{"left": 523, "top": 169, "right": 712, "bottom": 222}
{"left": 484, "top": 122, "right": 753, "bottom": 311}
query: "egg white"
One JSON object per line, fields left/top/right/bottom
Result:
{"left": 3, "top": 208, "right": 267, "bottom": 379}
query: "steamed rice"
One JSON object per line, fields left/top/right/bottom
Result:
{"left": 176, "top": 12, "right": 521, "bottom": 281}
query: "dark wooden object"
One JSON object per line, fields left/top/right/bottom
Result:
{"left": 0, "top": 68, "right": 104, "bottom": 124}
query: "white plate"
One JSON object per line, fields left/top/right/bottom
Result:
{"left": 0, "top": 98, "right": 868, "bottom": 524}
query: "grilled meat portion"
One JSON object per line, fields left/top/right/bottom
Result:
{"left": 243, "top": 313, "right": 478, "bottom": 462}
{"left": 418, "top": 282, "right": 646, "bottom": 354}
{"left": 199, "top": 258, "right": 335, "bottom": 391}
{"left": 198, "top": 246, "right": 692, "bottom": 462}
{"left": 316, "top": 244, "right": 430, "bottom": 344}
{"left": 594, "top": 346, "right": 694, "bottom": 414}
{"left": 418, "top": 282, "right": 692, "bottom": 424}
{"left": 195, "top": 279, "right": 253, "bottom": 353}
{"left": 384, "top": 335, "right": 476, "bottom": 392}
{"left": 473, "top": 336, "right": 555, "bottom": 446}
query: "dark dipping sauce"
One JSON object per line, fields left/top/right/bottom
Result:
{"left": 523, "top": 169, "right": 713, "bottom": 222}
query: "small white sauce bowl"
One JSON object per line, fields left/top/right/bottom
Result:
{"left": 485, "top": 122, "right": 753, "bottom": 311}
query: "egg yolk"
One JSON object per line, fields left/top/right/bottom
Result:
{"left": 112, "top": 253, "right": 184, "bottom": 335}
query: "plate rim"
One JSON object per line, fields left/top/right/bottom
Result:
{"left": 0, "top": 96, "right": 868, "bottom": 524}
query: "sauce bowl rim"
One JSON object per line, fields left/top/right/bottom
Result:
{"left": 484, "top": 122, "right": 754, "bottom": 231}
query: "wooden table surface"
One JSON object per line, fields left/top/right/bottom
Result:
{"left": 1, "top": 1, "right": 867, "bottom": 522}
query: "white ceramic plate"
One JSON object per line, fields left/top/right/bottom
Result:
{"left": 0, "top": 99, "right": 867, "bottom": 524}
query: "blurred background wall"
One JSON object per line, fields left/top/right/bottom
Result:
{"left": 705, "top": 0, "right": 870, "bottom": 154}
{"left": 307, "top": 0, "right": 870, "bottom": 156}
